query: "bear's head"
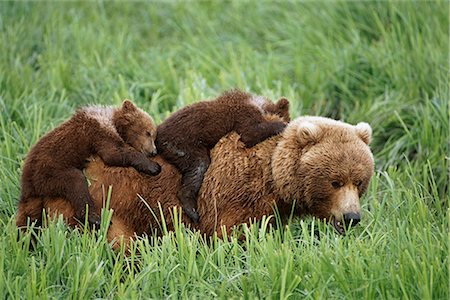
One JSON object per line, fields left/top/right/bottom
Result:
{"left": 271, "top": 116, "right": 374, "bottom": 234}
{"left": 114, "top": 100, "right": 157, "bottom": 156}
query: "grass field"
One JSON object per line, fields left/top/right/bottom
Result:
{"left": 0, "top": 1, "right": 448, "bottom": 299}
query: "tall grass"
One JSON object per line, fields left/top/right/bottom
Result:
{"left": 0, "top": 1, "right": 448, "bottom": 299}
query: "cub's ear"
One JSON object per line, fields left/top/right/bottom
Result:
{"left": 355, "top": 122, "right": 372, "bottom": 145}
{"left": 297, "top": 122, "right": 321, "bottom": 147}
{"left": 275, "top": 97, "right": 289, "bottom": 112}
{"left": 275, "top": 97, "right": 290, "bottom": 122}
{"left": 122, "top": 99, "right": 137, "bottom": 112}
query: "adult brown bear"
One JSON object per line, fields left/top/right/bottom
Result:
{"left": 16, "top": 115, "right": 374, "bottom": 243}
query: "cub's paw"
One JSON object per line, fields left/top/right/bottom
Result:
{"left": 185, "top": 207, "right": 200, "bottom": 224}
{"left": 135, "top": 159, "right": 161, "bottom": 176}
{"left": 87, "top": 212, "right": 102, "bottom": 228}
{"left": 145, "top": 161, "right": 161, "bottom": 176}
{"left": 76, "top": 210, "right": 102, "bottom": 228}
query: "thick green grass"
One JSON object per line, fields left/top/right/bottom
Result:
{"left": 0, "top": 1, "right": 448, "bottom": 299}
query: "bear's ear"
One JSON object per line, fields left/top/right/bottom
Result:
{"left": 122, "top": 99, "right": 137, "bottom": 112}
{"left": 355, "top": 122, "right": 372, "bottom": 145}
{"left": 297, "top": 122, "right": 321, "bottom": 147}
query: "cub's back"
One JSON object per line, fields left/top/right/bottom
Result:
{"left": 157, "top": 100, "right": 234, "bottom": 147}
{"left": 24, "top": 110, "right": 105, "bottom": 169}
{"left": 156, "top": 92, "right": 256, "bottom": 148}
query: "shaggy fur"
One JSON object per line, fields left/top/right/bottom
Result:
{"left": 16, "top": 115, "right": 374, "bottom": 244}
{"left": 18, "top": 100, "right": 161, "bottom": 227}
{"left": 156, "top": 90, "right": 290, "bottom": 222}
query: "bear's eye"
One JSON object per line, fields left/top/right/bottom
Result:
{"left": 332, "top": 181, "right": 343, "bottom": 189}
{"left": 356, "top": 180, "right": 363, "bottom": 187}
{"left": 146, "top": 131, "right": 152, "bottom": 137}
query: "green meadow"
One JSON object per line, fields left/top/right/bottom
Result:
{"left": 0, "top": 1, "right": 448, "bottom": 299}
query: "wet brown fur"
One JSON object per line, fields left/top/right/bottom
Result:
{"left": 156, "top": 90, "right": 290, "bottom": 222}
{"left": 17, "top": 100, "right": 161, "bottom": 227}
{"left": 16, "top": 115, "right": 374, "bottom": 245}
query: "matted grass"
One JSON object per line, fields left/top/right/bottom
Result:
{"left": 0, "top": 1, "right": 448, "bottom": 299}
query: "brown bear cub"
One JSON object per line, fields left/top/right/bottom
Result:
{"left": 156, "top": 90, "right": 290, "bottom": 223}
{"left": 19, "top": 100, "right": 161, "bottom": 227}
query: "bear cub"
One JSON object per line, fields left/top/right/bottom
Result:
{"left": 19, "top": 100, "right": 161, "bottom": 227}
{"left": 156, "top": 90, "right": 290, "bottom": 223}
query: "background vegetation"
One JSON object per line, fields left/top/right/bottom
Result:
{"left": 0, "top": 1, "right": 448, "bottom": 299}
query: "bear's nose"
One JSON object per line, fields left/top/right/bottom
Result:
{"left": 343, "top": 212, "right": 361, "bottom": 227}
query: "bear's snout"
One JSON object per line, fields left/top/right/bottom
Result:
{"left": 329, "top": 184, "right": 362, "bottom": 234}
{"left": 343, "top": 212, "right": 361, "bottom": 227}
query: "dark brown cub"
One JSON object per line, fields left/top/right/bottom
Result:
{"left": 156, "top": 90, "right": 290, "bottom": 222}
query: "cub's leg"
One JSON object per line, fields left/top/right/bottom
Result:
{"left": 236, "top": 110, "right": 286, "bottom": 147}
{"left": 36, "top": 168, "right": 101, "bottom": 227}
{"left": 175, "top": 153, "right": 210, "bottom": 223}
{"left": 16, "top": 198, "right": 44, "bottom": 228}
{"left": 96, "top": 141, "right": 161, "bottom": 176}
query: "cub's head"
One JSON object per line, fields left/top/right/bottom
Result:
{"left": 263, "top": 97, "right": 291, "bottom": 122}
{"left": 271, "top": 116, "right": 374, "bottom": 234}
{"left": 114, "top": 100, "right": 157, "bottom": 155}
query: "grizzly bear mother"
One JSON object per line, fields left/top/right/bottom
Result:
{"left": 16, "top": 116, "right": 374, "bottom": 242}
